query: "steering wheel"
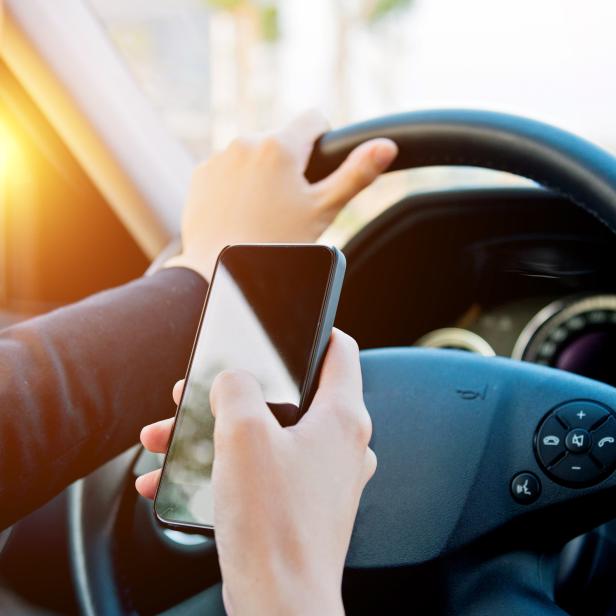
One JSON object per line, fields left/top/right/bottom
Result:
{"left": 69, "top": 110, "right": 616, "bottom": 615}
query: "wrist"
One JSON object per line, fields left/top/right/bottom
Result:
{"left": 162, "top": 252, "right": 215, "bottom": 283}
{"left": 223, "top": 562, "right": 344, "bottom": 616}
{"left": 225, "top": 584, "right": 343, "bottom": 616}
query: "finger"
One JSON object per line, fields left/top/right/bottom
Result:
{"left": 210, "top": 369, "right": 279, "bottom": 436}
{"left": 313, "top": 138, "right": 398, "bottom": 212}
{"left": 135, "top": 468, "right": 161, "bottom": 500}
{"left": 172, "top": 379, "right": 185, "bottom": 405}
{"left": 313, "top": 329, "right": 364, "bottom": 406}
{"left": 276, "top": 109, "right": 330, "bottom": 170}
{"left": 298, "top": 329, "right": 366, "bottom": 433}
{"left": 140, "top": 417, "right": 175, "bottom": 453}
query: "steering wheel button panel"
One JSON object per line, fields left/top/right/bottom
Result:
{"left": 555, "top": 401, "right": 609, "bottom": 431}
{"left": 536, "top": 400, "right": 616, "bottom": 487}
{"left": 590, "top": 416, "right": 616, "bottom": 468}
{"left": 536, "top": 416, "right": 567, "bottom": 467}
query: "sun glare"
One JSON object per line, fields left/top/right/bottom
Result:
{"left": 0, "top": 117, "right": 29, "bottom": 203}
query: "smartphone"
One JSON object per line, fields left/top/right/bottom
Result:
{"left": 154, "top": 244, "right": 346, "bottom": 533}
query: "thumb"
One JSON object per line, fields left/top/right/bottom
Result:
{"left": 313, "top": 138, "right": 398, "bottom": 214}
{"left": 210, "top": 369, "right": 278, "bottom": 437}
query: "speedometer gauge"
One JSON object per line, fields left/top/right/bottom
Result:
{"left": 513, "top": 295, "right": 616, "bottom": 387}
{"left": 415, "top": 327, "right": 496, "bottom": 356}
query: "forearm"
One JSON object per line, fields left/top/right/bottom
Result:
{"left": 0, "top": 267, "right": 207, "bottom": 529}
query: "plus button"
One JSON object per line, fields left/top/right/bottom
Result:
{"left": 555, "top": 402, "right": 610, "bottom": 439}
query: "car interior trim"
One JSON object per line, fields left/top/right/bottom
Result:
{"left": 3, "top": 1, "right": 189, "bottom": 257}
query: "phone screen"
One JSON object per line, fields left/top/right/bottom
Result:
{"left": 155, "top": 244, "right": 337, "bottom": 529}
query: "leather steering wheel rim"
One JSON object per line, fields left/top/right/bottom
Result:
{"left": 70, "top": 109, "right": 616, "bottom": 615}
{"left": 306, "top": 109, "right": 616, "bottom": 233}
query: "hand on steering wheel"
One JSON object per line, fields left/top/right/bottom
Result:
{"left": 163, "top": 109, "right": 397, "bottom": 281}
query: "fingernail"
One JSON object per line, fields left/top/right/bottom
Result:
{"left": 372, "top": 141, "right": 397, "bottom": 169}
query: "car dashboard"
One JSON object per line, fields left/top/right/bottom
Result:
{"left": 337, "top": 187, "right": 616, "bottom": 386}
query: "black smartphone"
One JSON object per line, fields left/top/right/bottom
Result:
{"left": 154, "top": 244, "right": 346, "bottom": 533}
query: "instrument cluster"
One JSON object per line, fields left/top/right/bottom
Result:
{"left": 416, "top": 294, "right": 616, "bottom": 388}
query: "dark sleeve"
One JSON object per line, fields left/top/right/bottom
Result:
{"left": 0, "top": 267, "right": 208, "bottom": 530}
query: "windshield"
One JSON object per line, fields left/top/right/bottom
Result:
{"left": 88, "top": 0, "right": 616, "bottom": 243}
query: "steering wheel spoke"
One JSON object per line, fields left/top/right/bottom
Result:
{"left": 445, "top": 549, "right": 566, "bottom": 616}
{"left": 350, "top": 349, "right": 616, "bottom": 569}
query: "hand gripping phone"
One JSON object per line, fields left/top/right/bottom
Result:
{"left": 154, "top": 244, "right": 346, "bottom": 532}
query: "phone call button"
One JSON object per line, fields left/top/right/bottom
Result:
{"left": 537, "top": 416, "right": 567, "bottom": 467}
{"left": 591, "top": 416, "right": 616, "bottom": 468}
